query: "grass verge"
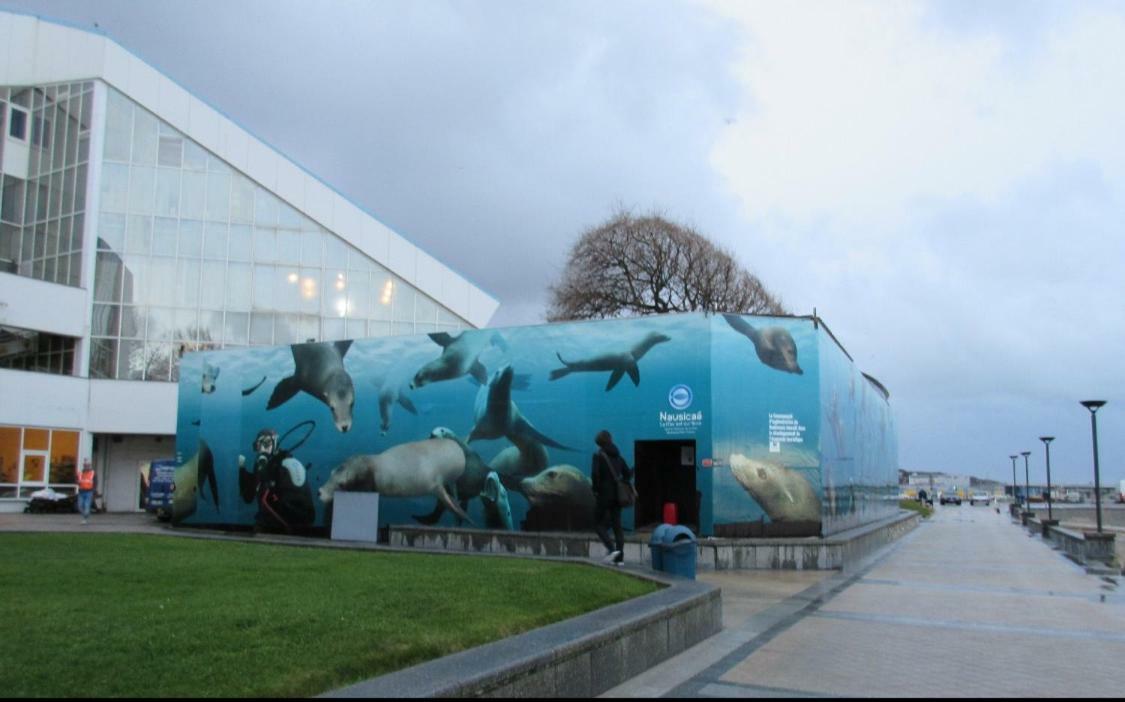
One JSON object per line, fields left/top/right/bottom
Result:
{"left": 899, "top": 499, "right": 933, "bottom": 518}
{"left": 0, "top": 533, "right": 660, "bottom": 697}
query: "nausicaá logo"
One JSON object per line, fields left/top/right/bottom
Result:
{"left": 668, "top": 384, "right": 693, "bottom": 410}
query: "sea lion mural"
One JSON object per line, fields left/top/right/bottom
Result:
{"left": 722, "top": 314, "right": 802, "bottom": 375}
{"left": 201, "top": 363, "right": 220, "bottom": 394}
{"left": 171, "top": 440, "right": 217, "bottom": 524}
{"left": 372, "top": 376, "right": 418, "bottom": 436}
{"left": 267, "top": 340, "right": 356, "bottom": 433}
{"left": 410, "top": 329, "right": 509, "bottom": 389}
{"left": 481, "top": 471, "right": 514, "bottom": 530}
{"left": 319, "top": 438, "right": 473, "bottom": 525}
{"left": 520, "top": 465, "right": 595, "bottom": 530}
{"left": 241, "top": 376, "right": 267, "bottom": 397}
{"left": 413, "top": 427, "right": 490, "bottom": 525}
{"left": 468, "top": 365, "right": 574, "bottom": 450}
{"left": 729, "top": 453, "right": 820, "bottom": 522}
{"left": 488, "top": 438, "right": 549, "bottom": 493}
{"left": 549, "top": 331, "right": 671, "bottom": 391}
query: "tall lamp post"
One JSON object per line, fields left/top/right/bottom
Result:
{"left": 1080, "top": 401, "right": 1106, "bottom": 534}
{"left": 1021, "top": 451, "right": 1031, "bottom": 513}
{"left": 1009, "top": 454, "right": 1018, "bottom": 510}
{"left": 1039, "top": 436, "right": 1055, "bottom": 522}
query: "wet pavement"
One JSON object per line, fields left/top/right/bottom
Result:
{"left": 607, "top": 504, "right": 1125, "bottom": 698}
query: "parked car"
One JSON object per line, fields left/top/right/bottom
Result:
{"left": 969, "top": 492, "right": 992, "bottom": 506}
{"left": 940, "top": 492, "right": 962, "bottom": 505}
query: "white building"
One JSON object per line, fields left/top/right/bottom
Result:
{"left": 0, "top": 11, "right": 498, "bottom": 512}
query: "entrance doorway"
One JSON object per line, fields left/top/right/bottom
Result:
{"left": 633, "top": 440, "right": 697, "bottom": 530}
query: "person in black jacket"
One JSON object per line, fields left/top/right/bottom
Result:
{"left": 591, "top": 429, "right": 633, "bottom": 566}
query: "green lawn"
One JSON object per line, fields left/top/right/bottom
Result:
{"left": 0, "top": 533, "right": 660, "bottom": 697}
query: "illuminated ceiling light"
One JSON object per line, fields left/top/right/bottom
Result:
{"left": 335, "top": 298, "right": 348, "bottom": 317}
{"left": 287, "top": 272, "right": 299, "bottom": 284}
{"left": 335, "top": 279, "right": 346, "bottom": 291}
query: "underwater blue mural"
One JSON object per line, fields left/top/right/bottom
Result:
{"left": 174, "top": 312, "right": 898, "bottom": 537}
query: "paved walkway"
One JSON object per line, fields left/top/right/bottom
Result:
{"left": 608, "top": 504, "right": 1125, "bottom": 698}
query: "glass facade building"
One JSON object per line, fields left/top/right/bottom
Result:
{"left": 0, "top": 11, "right": 497, "bottom": 512}
{"left": 89, "top": 88, "right": 467, "bottom": 382}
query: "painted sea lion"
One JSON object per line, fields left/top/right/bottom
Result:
{"left": 372, "top": 376, "right": 418, "bottom": 436}
{"left": 729, "top": 453, "right": 820, "bottom": 522}
{"left": 267, "top": 340, "right": 355, "bottom": 433}
{"left": 520, "top": 465, "right": 596, "bottom": 530}
{"left": 721, "top": 314, "right": 803, "bottom": 375}
{"left": 410, "top": 329, "right": 509, "bottom": 389}
{"left": 481, "top": 471, "right": 514, "bottom": 530}
{"left": 171, "top": 440, "right": 217, "bottom": 524}
{"left": 549, "top": 331, "right": 671, "bottom": 391}
{"left": 413, "top": 427, "right": 490, "bottom": 525}
{"left": 468, "top": 365, "right": 574, "bottom": 450}
{"left": 520, "top": 465, "right": 595, "bottom": 511}
{"left": 488, "top": 438, "right": 549, "bottom": 492}
{"left": 241, "top": 376, "right": 267, "bottom": 397}
{"left": 318, "top": 438, "right": 473, "bottom": 525}
{"left": 201, "top": 363, "right": 220, "bottom": 394}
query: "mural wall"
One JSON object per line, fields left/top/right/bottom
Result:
{"left": 173, "top": 312, "right": 898, "bottom": 538}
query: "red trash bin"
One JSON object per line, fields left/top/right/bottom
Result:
{"left": 663, "top": 502, "right": 678, "bottom": 525}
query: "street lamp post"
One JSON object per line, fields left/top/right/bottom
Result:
{"left": 1080, "top": 401, "right": 1106, "bottom": 534}
{"left": 1021, "top": 451, "right": 1031, "bottom": 513}
{"left": 1039, "top": 436, "right": 1054, "bottom": 522}
{"left": 1009, "top": 454, "right": 1018, "bottom": 512}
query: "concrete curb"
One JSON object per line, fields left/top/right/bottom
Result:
{"left": 319, "top": 572, "right": 721, "bottom": 698}
{"left": 389, "top": 510, "right": 921, "bottom": 571}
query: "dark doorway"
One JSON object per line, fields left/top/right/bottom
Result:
{"left": 634, "top": 440, "right": 698, "bottom": 530}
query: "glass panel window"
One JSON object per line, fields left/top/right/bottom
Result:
{"left": 89, "top": 338, "right": 117, "bottom": 379}
{"left": 100, "top": 163, "right": 130, "bottom": 212}
{"left": 178, "top": 220, "right": 203, "bottom": 258}
{"left": 145, "top": 307, "right": 177, "bottom": 341}
{"left": 298, "top": 269, "right": 320, "bottom": 315}
{"left": 92, "top": 304, "right": 121, "bottom": 336}
{"left": 117, "top": 339, "right": 145, "bottom": 379}
{"left": 183, "top": 140, "right": 208, "bottom": 171}
{"left": 277, "top": 202, "right": 302, "bottom": 230}
{"left": 97, "top": 212, "right": 126, "bottom": 252}
{"left": 157, "top": 136, "right": 182, "bottom": 167}
{"left": 276, "top": 230, "right": 300, "bottom": 265}
{"left": 119, "top": 305, "right": 142, "bottom": 339}
{"left": 131, "top": 109, "right": 159, "bottom": 166}
{"left": 23, "top": 428, "right": 49, "bottom": 451}
{"left": 152, "top": 217, "right": 178, "bottom": 256}
{"left": 125, "top": 215, "right": 152, "bottom": 255}
{"left": 94, "top": 252, "right": 124, "bottom": 302}
{"left": 230, "top": 175, "right": 254, "bottom": 223}
{"left": 180, "top": 171, "right": 206, "bottom": 219}
{"left": 252, "top": 227, "right": 275, "bottom": 263}
{"left": 253, "top": 188, "right": 279, "bottom": 226}
{"left": 128, "top": 166, "right": 155, "bottom": 213}
{"left": 121, "top": 255, "right": 148, "bottom": 306}
{"left": 321, "top": 317, "right": 345, "bottom": 341}
{"left": 203, "top": 222, "right": 228, "bottom": 260}
{"left": 104, "top": 91, "right": 133, "bottom": 161}
{"left": 205, "top": 171, "right": 230, "bottom": 222}
{"left": 226, "top": 263, "right": 252, "bottom": 311}
{"left": 249, "top": 312, "right": 273, "bottom": 345}
{"left": 274, "top": 267, "right": 300, "bottom": 313}
{"left": 345, "top": 318, "right": 367, "bottom": 339}
{"left": 300, "top": 231, "right": 323, "bottom": 266}
{"left": 252, "top": 265, "right": 275, "bottom": 310}
{"left": 8, "top": 106, "right": 28, "bottom": 140}
{"left": 228, "top": 224, "right": 251, "bottom": 262}
{"left": 148, "top": 257, "right": 177, "bottom": 307}
{"left": 0, "top": 426, "right": 21, "bottom": 484}
{"left": 200, "top": 264, "right": 225, "bottom": 309}
{"left": 154, "top": 168, "right": 180, "bottom": 217}
{"left": 176, "top": 259, "right": 200, "bottom": 307}
{"left": 224, "top": 311, "right": 249, "bottom": 345}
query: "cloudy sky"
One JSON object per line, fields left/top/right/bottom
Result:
{"left": 6, "top": 0, "right": 1123, "bottom": 486}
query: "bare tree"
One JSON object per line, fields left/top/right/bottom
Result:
{"left": 547, "top": 210, "right": 786, "bottom": 321}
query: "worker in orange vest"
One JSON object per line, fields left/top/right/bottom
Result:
{"left": 77, "top": 459, "right": 95, "bottom": 525}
